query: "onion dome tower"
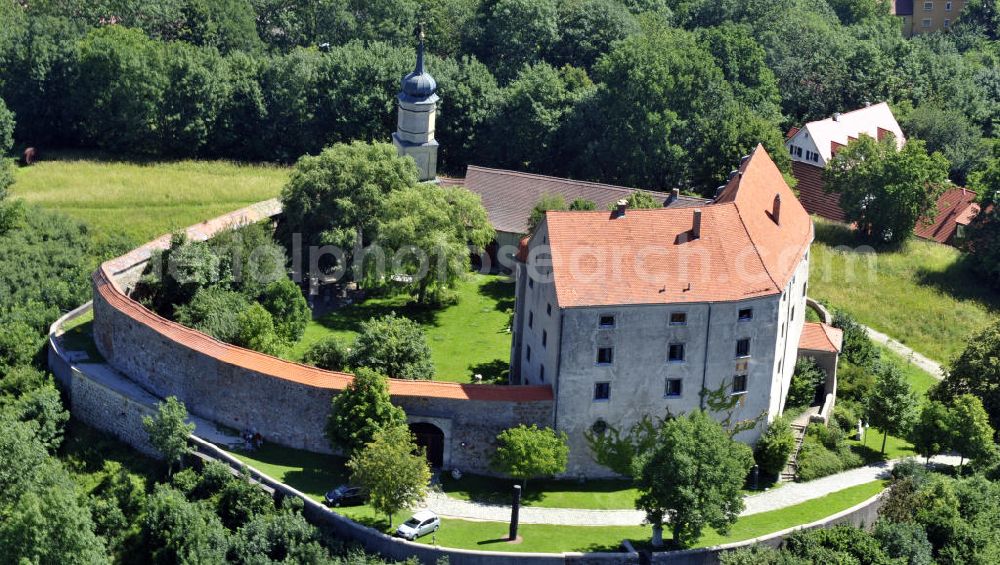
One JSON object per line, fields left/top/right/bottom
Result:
{"left": 392, "top": 24, "right": 439, "bottom": 182}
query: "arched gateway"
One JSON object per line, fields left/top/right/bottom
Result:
{"left": 409, "top": 422, "right": 445, "bottom": 468}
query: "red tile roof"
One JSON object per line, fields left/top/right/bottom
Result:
{"left": 791, "top": 161, "right": 846, "bottom": 222}
{"left": 462, "top": 166, "right": 706, "bottom": 235}
{"left": 799, "top": 322, "right": 844, "bottom": 353}
{"left": 914, "top": 187, "right": 980, "bottom": 244}
{"left": 543, "top": 145, "right": 813, "bottom": 307}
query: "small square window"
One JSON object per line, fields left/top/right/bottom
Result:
{"left": 665, "top": 378, "right": 682, "bottom": 397}
{"left": 738, "top": 308, "right": 753, "bottom": 322}
{"left": 923, "top": 1, "right": 933, "bottom": 11}
{"left": 599, "top": 315, "right": 615, "bottom": 328}
{"left": 668, "top": 343, "right": 685, "bottom": 363}
{"left": 594, "top": 382, "right": 611, "bottom": 401}
{"left": 943, "top": 18, "right": 950, "bottom": 27}
{"left": 669, "top": 312, "right": 687, "bottom": 325}
{"left": 922, "top": 18, "right": 931, "bottom": 27}
{"left": 736, "top": 338, "right": 751, "bottom": 358}
{"left": 542, "top": 330, "right": 548, "bottom": 347}
{"left": 946, "top": 1, "right": 953, "bottom": 10}
{"left": 526, "top": 345, "right": 532, "bottom": 362}
{"left": 597, "top": 347, "right": 614, "bottom": 365}
{"left": 733, "top": 374, "right": 748, "bottom": 394}
{"left": 547, "top": 303, "right": 552, "bottom": 316}
{"left": 528, "top": 311, "right": 533, "bottom": 329}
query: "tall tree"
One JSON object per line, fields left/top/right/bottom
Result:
{"left": 932, "top": 320, "right": 1000, "bottom": 434}
{"left": 347, "top": 425, "right": 431, "bottom": 527}
{"left": 947, "top": 394, "right": 996, "bottom": 469}
{"left": 910, "top": 400, "right": 952, "bottom": 464}
{"left": 143, "top": 396, "right": 195, "bottom": 474}
{"left": 325, "top": 367, "right": 406, "bottom": 457}
{"left": 633, "top": 410, "right": 753, "bottom": 548}
{"left": 467, "top": 0, "right": 559, "bottom": 82}
{"left": 965, "top": 154, "right": 1000, "bottom": 288}
{"left": 491, "top": 425, "right": 569, "bottom": 490}
{"left": 866, "top": 363, "right": 919, "bottom": 455}
{"left": 824, "top": 135, "right": 949, "bottom": 245}
{"left": 279, "top": 141, "right": 420, "bottom": 277}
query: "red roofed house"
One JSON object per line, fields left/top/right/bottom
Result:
{"left": 785, "top": 102, "right": 905, "bottom": 223}
{"left": 915, "top": 187, "right": 980, "bottom": 245}
{"left": 512, "top": 145, "right": 841, "bottom": 475}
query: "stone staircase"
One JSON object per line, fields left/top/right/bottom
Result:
{"left": 779, "top": 408, "right": 819, "bottom": 482}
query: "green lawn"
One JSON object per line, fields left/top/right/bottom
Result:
{"left": 290, "top": 274, "right": 515, "bottom": 383}
{"left": 411, "top": 481, "right": 888, "bottom": 553}
{"left": 440, "top": 473, "right": 639, "bottom": 510}
{"left": 809, "top": 219, "right": 999, "bottom": 364}
{"left": 223, "top": 443, "right": 350, "bottom": 505}
{"left": 12, "top": 153, "right": 288, "bottom": 242}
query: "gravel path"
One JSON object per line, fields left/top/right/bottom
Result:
{"left": 421, "top": 455, "right": 961, "bottom": 526}
{"left": 863, "top": 326, "right": 945, "bottom": 380}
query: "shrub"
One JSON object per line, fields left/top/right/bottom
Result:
{"left": 174, "top": 288, "right": 251, "bottom": 343}
{"left": 754, "top": 416, "right": 795, "bottom": 478}
{"left": 833, "top": 402, "right": 860, "bottom": 435}
{"left": 832, "top": 309, "right": 879, "bottom": 368}
{"left": 302, "top": 337, "right": 349, "bottom": 371}
{"left": 259, "top": 278, "right": 309, "bottom": 343}
{"left": 787, "top": 358, "right": 825, "bottom": 408}
{"left": 873, "top": 520, "right": 934, "bottom": 565}
{"left": 784, "top": 525, "right": 892, "bottom": 564}
{"left": 233, "top": 303, "right": 284, "bottom": 356}
{"left": 795, "top": 423, "right": 862, "bottom": 481}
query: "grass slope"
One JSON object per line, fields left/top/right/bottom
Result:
{"left": 809, "top": 219, "right": 999, "bottom": 364}
{"left": 290, "top": 274, "right": 514, "bottom": 383}
{"left": 12, "top": 154, "right": 288, "bottom": 242}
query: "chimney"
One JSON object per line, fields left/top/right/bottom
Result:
{"left": 692, "top": 209, "right": 702, "bottom": 240}
{"left": 614, "top": 198, "right": 628, "bottom": 218}
{"left": 668, "top": 188, "right": 680, "bottom": 204}
{"left": 772, "top": 194, "right": 782, "bottom": 225}
{"left": 832, "top": 112, "right": 841, "bottom": 122}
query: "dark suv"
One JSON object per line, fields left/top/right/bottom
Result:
{"left": 324, "top": 485, "right": 366, "bottom": 507}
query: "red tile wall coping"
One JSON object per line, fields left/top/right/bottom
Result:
{"left": 96, "top": 201, "right": 553, "bottom": 403}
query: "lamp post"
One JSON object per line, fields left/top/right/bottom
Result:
{"left": 752, "top": 464, "right": 759, "bottom": 491}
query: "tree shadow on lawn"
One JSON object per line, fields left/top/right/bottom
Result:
{"left": 311, "top": 292, "right": 443, "bottom": 334}
{"left": 914, "top": 254, "right": 1000, "bottom": 313}
{"left": 228, "top": 443, "right": 350, "bottom": 497}
{"left": 468, "top": 359, "right": 509, "bottom": 384}
{"left": 441, "top": 473, "right": 634, "bottom": 507}
{"left": 478, "top": 277, "right": 515, "bottom": 312}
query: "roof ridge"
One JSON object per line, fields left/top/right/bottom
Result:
{"left": 728, "top": 150, "right": 782, "bottom": 293}
{"left": 466, "top": 165, "right": 669, "bottom": 196}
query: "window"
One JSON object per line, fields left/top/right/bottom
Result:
{"left": 665, "top": 378, "right": 682, "bottom": 397}
{"left": 529, "top": 278, "right": 534, "bottom": 289}
{"left": 738, "top": 308, "right": 753, "bottom": 322}
{"left": 547, "top": 303, "right": 552, "bottom": 316}
{"left": 542, "top": 330, "right": 547, "bottom": 347}
{"left": 732, "top": 374, "right": 748, "bottom": 394}
{"left": 736, "top": 338, "right": 751, "bottom": 358}
{"left": 796, "top": 146, "right": 802, "bottom": 158}
{"left": 923, "top": 1, "right": 933, "bottom": 10}
{"left": 594, "top": 382, "right": 611, "bottom": 401}
{"left": 805, "top": 150, "right": 812, "bottom": 161}
{"left": 597, "top": 347, "right": 614, "bottom": 365}
{"left": 668, "top": 343, "right": 685, "bottom": 363}
{"left": 946, "top": 1, "right": 953, "bottom": 10}
{"left": 526, "top": 345, "right": 531, "bottom": 362}
{"left": 599, "top": 314, "right": 615, "bottom": 328}
{"left": 943, "top": 18, "right": 950, "bottom": 27}
{"left": 811, "top": 152, "right": 819, "bottom": 163}
{"left": 956, "top": 224, "right": 967, "bottom": 239}
{"left": 540, "top": 365, "right": 545, "bottom": 381}
{"left": 922, "top": 18, "right": 932, "bottom": 27}
{"left": 803, "top": 281, "right": 807, "bottom": 296}
{"left": 781, "top": 323, "right": 786, "bottom": 338}
{"left": 791, "top": 306, "right": 796, "bottom": 321}
{"left": 670, "top": 312, "right": 687, "bottom": 325}
{"left": 528, "top": 311, "right": 533, "bottom": 329}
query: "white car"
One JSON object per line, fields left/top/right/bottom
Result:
{"left": 395, "top": 510, "right": 440, "bottom": 541}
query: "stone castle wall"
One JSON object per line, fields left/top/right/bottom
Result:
{"left": 89, "top": 200, "right": 555, "bottom": 474}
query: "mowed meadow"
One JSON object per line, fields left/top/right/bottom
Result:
{"left": 12, "top": 153, "right": 289, "bottom": 242}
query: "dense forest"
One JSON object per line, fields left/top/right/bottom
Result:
{"left": 1, "top": 0, "right": 998, "bottom": 193}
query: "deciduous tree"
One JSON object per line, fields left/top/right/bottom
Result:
{"left": 491, "top": 424, "right": 569, "bottom": 489}
{"left": 348, "top": 314, "right": 435, "bottom": 380}
{"left": 825, "top": 135, "right": 949, "bottom": 245}
{"left": 947, "top": 394, "right": 996, "bottom": 469}
{"left": 932, "top": 320, "right": 1000, "bottom": 434}
{"left": 347, "top": 425, "right": 431, "bottom": 527}
{"left": 910, "top": 400, "right": 951, "bottom": 464}
{"left": 325, "top": 367, "right": 406, "bottom": 457}
{"left": 866, "top": 363, "right": 919, "bottom": 455}
{"left": 633, "top": 410, "right": 753, "bottom": 548}
{"left": 143, "top": 396, "right": 195, "bottom": 474}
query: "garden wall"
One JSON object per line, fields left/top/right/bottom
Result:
{"left": 91, "top": 200, "right": 555, "bottom": 474}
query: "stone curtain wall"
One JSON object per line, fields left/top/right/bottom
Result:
{"left": 90, "top": 200, "right": 555, "bottom": 473}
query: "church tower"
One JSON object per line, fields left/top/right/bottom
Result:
{"left": 393, "top": 26, "right": 438, "bottom": 182}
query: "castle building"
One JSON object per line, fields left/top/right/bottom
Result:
{"left": 392, "top": 27, "right": 439, "bottom": 182}
{"left": 510, "top": 145, "right": 841, "bottom": 475}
